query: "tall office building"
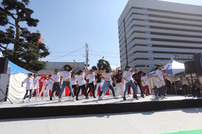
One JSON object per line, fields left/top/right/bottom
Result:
{"left": 118, "top": 0, "right": 202, "bottom": 70}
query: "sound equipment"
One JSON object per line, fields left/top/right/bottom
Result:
{"left": 0, "top": 58, "right": 8, "bottom": 74}
{"left": 194, "top": 53, "right": 202, "bottom": 75}
{"left": 184, "top": 61, "right": 196, "bottom": 74}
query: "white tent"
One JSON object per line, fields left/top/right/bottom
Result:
{"left": 0, "top": 54, "right": 30, "bottom": 102}
{"left": 150, "top": 59, "right": 185, "bottom": 75}
{"left": 164, "top": 59, "right": 185, "bottom": 75}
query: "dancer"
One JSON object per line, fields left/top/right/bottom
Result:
{"left": 98, "top": 68, "right": 118, "bottom": 100}
{"left": 95, "top": 70, "right": 103, "bottom": 97}
{"left": 141, "top": 72, "right": 150, "bottom": 96}
{"left": 39, "top": 75, "right": 48, "bottom": 100}
{"left": 32, "top": 74, "right": 42, "bottom": 99}
{"left": 114, "top": 69, "right": 124, "bottom": 97}
{"left": 155, "top": 65, "right": 165, "bottom": 98}
{"left": 132, "top": 65, "right": 147, "bottom": 98}
{"left": 50, "top": 69, "right": 61, "bottom": 101}
{"left": 76, "top": 70, "right": 88, "bottom": 100}
{"left": 123, "top": 61, "right": 138, "bottom": 100}
{"left": 21, "top": 73, "right": 33, "bottom": 103}
{"left": 59, "top": 60, "right": 76, "bottom": 102}
{"left": 86, "top": 69, "right": 96, "bottom": 98}
{"left": 45, "top": 74, "right": 56, "bottom": 99}
{"left": 160, "top": 62, "right": 171, "bottom": 96}
{"left": 70, "top": 72, "right": 78, "bottom": 96}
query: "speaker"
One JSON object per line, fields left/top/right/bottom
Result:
{"left": 194, "top": 53, "right": 202, "bottom": 75}
{"left": 185, "top": 61, "right": 196, "bottom": 74}
{"left": 0, "top": 58, "right": 8, "bottom": 74}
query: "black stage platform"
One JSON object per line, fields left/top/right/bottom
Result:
{"left": 0, "top": 96, "right": 202, "bottom": 120}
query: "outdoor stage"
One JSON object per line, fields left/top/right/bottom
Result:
{"left": 0, "top": 95, "right": 202, "bottom": 120}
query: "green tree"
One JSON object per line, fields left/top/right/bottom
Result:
{"left": 97, "top": 58, "right": 111, "bottom": 70}
{"left": 0, "top": 0, "right": 50, "bottom": 72}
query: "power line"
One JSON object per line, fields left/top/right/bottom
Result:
{"left": 88, "top": 45, "right": 119, "bottom": 55}
{"left": 49, "top": 46, "right": 85, "bottom": 61}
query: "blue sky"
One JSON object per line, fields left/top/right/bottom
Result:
{"left": 1, "top": 0, "right": 202, "bottom": 68}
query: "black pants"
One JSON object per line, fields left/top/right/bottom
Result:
{"left": 72, "top": 85, "right": 78, "bottom": 95}
{"left": 76, "top": 85, "right": 88, "bottom": 99}
{"left": 23, "top": 89, "right": 32, "bottom": 99}
{"left": 99, "top": 81, "right": 115, "bottom": 97}
{"left": 87, "top": 82, "right": 95, "bottom": 97}
{"left": 135, "top": 82, "right": 144, "bottom": 96}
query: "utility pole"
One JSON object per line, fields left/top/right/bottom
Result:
{"left": 85, "top": 43, "right": 89, "bottom": 70}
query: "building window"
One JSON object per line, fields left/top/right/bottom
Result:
{"left": 148, "top": 57, "right": 154, "bottom": 61}
{"left": 146, "top": 37, "right": 151, "bottom": 40}
{"left": 145, "top": 25, "right": 150, "bottom": 28}
{"left": 146, "top": 31, "right": 150, "bottom": 34}
{"left": 147, "top": 44, "right": 152, "bottom": 47}
{"left": 148, "top": 50, "right": 153, "bottom": 54}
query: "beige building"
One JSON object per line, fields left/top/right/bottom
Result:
{"left": 118, "top": 0, "right": 202, "bottom": 70}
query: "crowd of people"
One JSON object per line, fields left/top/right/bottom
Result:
{"left": 21, "top": 60, "right": 201, "bottom": 103}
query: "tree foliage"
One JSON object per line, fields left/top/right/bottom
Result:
{"left": 0, "top": 0, "right": 50, "bottom": 72}
{"left": 97, "top": 58, "right": 111, "bottom": 70}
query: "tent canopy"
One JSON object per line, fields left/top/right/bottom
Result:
{"left": 8, "top": 61, "right": 30, "bottom": 74}
{"left": 1, "top": 53, "right": 30, "bottom": 74}
{"left": 150, "top": 59, "right": 185, "bottom": 75}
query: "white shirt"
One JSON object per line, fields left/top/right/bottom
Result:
{"left": 123, "top": 69, "right": 133, "bottom": 83}
{"left": 141, "top": 76, "right": 149, "bottom": 87}
{"left": 76, "top": 72, "right": 86, "bottom": 86}
{"left": 50, "top": 73, "right": 60, "bottom": 82}
{"left": 103, "top": 72, "right": 113, "bottom": 81}
{"left": 70, "top": 76, "right": 77, "bottom": 85}
{"left": 23, "top": 77, "right": 34, "bottom": 90}
{"left": 47, "top": 79, "right": 54, "bottom": 85}
{"left": 156, "top": 70, "right": 164, "bottom": 82}
{"left": 33, "top": 76, "right": 41, "bottom": 89}
{"left": 86, "top": 72, "right": 95, "bottom": 83}
{"left": 60, "top": 71, "right": 71, "bottom": 81}
{"left": 41, "top": 79, "right": 48, "bottom": 87}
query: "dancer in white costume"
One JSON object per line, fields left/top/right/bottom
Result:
{"left": 45, "top": 75, "right": 56, "bottom": 99}
{"left": 39, "top": 75, "right": 48, "bottom": 100}
{"left": 21, "top": 73, "right": 34, "bottom": 103}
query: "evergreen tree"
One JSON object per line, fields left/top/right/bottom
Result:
{"left": 0, "top": 0, "right": 50, "bottom": 72}
{"left": 97, "top": 58, "right": 111, "bottom": 70}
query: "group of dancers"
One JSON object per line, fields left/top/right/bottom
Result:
{"left": 21, "top": 60, "right": 170, "bottom": 103}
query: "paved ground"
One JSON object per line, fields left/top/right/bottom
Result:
{"left": 0, "top": 108, "right": 202, "bottom": 134}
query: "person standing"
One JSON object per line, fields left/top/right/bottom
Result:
{"left": 132, "top": 65, "right": 147, "bottom": 98}
{"left": 21, "top": 73, "right": 34, "bottom": 103}
{"left": 59, "top": 60, "right": 76, "bottom": 102}
{"left": 86, "top": 69, "right": 96, "bottom": 98}
{"left": 39, "top": 75, "right": 49, "bottom": 100}
{"left": 98, "top": 68, "right": 117, "bottom": 100}
{"left": 180, "top": 73, "right": 190, "bottom": 97}
{"left": 50, "top": 69, "right": 61, "bottom": 101}
{"left": 70, "top": 72, "right": 78, "bottom": 96}
{"left": 160, "top": 62, "right": 171, "bottom": 96}
{"left": 95, "top": 70, "right": 103, "bottom": 97}
{"left": 76, "top": 70, "right": 88, "bottom": 100}
{"left": 141, "top": 72, "right": 150, "bottom": 96}
{"left": 32, "top": 74, "right": 42, "bottom": 100}
{"left": 155, "top": 65, "right": 165, "bottom": 98}
{"left": 45, "top": 75, "right": 56, "bottom": 99}
{"left": 123, "top": 61, "right": 138, "bottom": 101}
{"left": 114, "top": 70, "right": 124, "bottom": 97}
